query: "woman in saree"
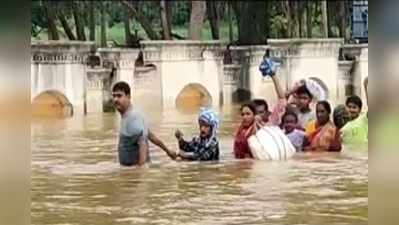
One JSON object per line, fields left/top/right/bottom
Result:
{"left": 233, "top": 102, "right": 258, "bottom": 159}
{"left": 304, "top": 101, "right": 342, "bottom": 152}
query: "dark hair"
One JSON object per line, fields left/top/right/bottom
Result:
{"left": 333, "top": 104, "right": 350, "bottom": 129}
{"left": 112, "top": 81, "right": 131, "bottom": 96}
{"left": 240, "top": 102, "right": 257, "bottom": 115}
{"left": 346, "top": 95, "right": 363, "bottom": 110}
{"left": 252, "top": 99, "right": 269, "bottom": 112}
{"left": 295, "top": 85, "right": 313, "bottom": 99}
{"left": 317, "top": 100, "right": 332, "bottom": 114}
{"left": 282, "top": 111, "right": 298, "bottom": 123}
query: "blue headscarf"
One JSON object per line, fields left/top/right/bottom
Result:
{"left": 198, "top": 108, "right": 219, "bottom": 146}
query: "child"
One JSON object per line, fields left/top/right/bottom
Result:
{"left": 345, "top": 95, "right": 363, "bottom": 120}
{"left": 281, "top": 111, "right": 306, "bottom": 152}
{"left": 175, "top": 108, "right": 219, "bottom": 161}
{"left": 293, "top": 85, "right": 316, "bottom": 129}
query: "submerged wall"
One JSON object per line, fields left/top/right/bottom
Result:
{"left": 31, "top": 41, "right": 94, "bottom": 115}
{"left": 31, "top": 39, "right": 368, "bottom": 116}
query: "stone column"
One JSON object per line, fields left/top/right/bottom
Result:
{"left": 230, "top": 45, "right": 284, "bottom": 105}
{"left": 141, "top": 40, "right": 224, "bottom": 109}
{"left": 337, "top": 61, "right": 355, "bottom": 103}
{"left": 86, "top": 68, "right": 112, "bottom": 113}
{"left": 97, "top": 48, "right": 140, "bottom": 89}
{"left": 223, "top": 64, "right": 241, "bottom": 105}
{"left": 341, "top": 44, "right": 368, "bottom": 103}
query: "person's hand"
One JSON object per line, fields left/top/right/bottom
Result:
{"left": 167, "top": 150, "right": 178, "bottom": 160}
{"left": 136, "top": 163, "right": 150, "bottom": 169}
{"left": 175, "top": 152, "right": 183, "bottom": 161}
{"left": 175, "top": 129, "right": 183, "bottom": 140}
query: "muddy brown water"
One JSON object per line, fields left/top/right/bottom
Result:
{"left": 31, "top": 104, "right": 367, "bottom": 225}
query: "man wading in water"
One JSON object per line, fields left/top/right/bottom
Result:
{"left": 112, "top": 81, "right": 176, "bottom": 167}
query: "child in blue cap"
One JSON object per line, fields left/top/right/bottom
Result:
{"left": 174, "top": 108, "right": 220, "bottom": 161}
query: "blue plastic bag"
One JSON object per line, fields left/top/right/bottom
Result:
{"left": 259, "top": 57, "right": 280, "bottom": 77}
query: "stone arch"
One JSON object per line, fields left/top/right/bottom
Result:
{"left": 32, "top": 90, "right": 73, "bottom": 118}
{"left": 175, "top": 83, "right": 212, "bottom": 112}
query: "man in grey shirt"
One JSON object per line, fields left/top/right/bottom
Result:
{"left": 112, "top": 81, "right": 176, "bottom": 166}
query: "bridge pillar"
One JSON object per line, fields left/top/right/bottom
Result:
{"left": 337, "top": 61, "right": 355, "bottom": 104}
{"left": 86, "top": 68, "right": 113, "bottom": 113}
{"left": 341, "top": 44, "right": 368, "bottom": 105}
{"left": 230, "top": 45, "right": 282, "bottom": 104}
{"left": 223, "top": 64, "right": 241, "bottom": 105}
{"left": 97, "top": 48, "right": 140, "bottom": 89}
{"left": 31, "top": 41, "right": 94, "bottom": 116}
{"left": 141, "top": 41, "right": 224, "bottom": 109}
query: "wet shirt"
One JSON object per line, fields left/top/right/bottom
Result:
{"left": 179, "top": 136, "right": 219, "bottom": 161}
{"left": 285, "top": 129, "right": 306, "bottom": 151}
{"left": 118, "top": 109, "right": 150, "bottom": 166}
{"left": 268, "top": 99, "right": 315, "bottom": 129}
{"left": 297, "top": 110, "right": 316, "bottom": 129}
{"left": 341, "top": 113, "right": 368, "bottom": 145}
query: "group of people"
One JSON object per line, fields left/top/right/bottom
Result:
{"left": 233, "top": 74, "right": 368, "bottom": 159}
{"left": 111, "top": 72, "right": 368, "bottom": 167}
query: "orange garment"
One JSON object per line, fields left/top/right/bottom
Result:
{"left": 305, "top": 120, "right": 341, "bottom": 152}
{"left": 305, "top": 120, "right": 317, "bottom": 136}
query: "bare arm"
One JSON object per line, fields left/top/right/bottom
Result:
{"left": 138, "top": 138, "right": 148, "bottom": 166}
{"left": 271, "top": 75, "right": 286, "bottom": 99}
{"left": 148, "top": 130, "right": 177, "bottom": 159}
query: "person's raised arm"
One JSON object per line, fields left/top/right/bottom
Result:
{"left": 148, "top": 130, "right": 176, "bottom": 159}
{"left": 270, "top": 75, "right": 286, "bottom": 99}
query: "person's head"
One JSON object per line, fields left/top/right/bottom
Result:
{"left": 345, "top": 95, "right": 363, "bottom": 120}
{"left": 240, "top": 102, "right": 257, "bottom": 128}
{"left": 112, "top": 81, "right": 131, "bottom": 113}
{"left": 333, "top": 104, "right": 351, "bottom": 129}
{"left": 281, "top": 111, "right": 298, "bottom": 133}
{"left": 198, "top": 119, "right": 212, "bottom": 138}
{"left": 316, "top": 101, "right": 332, "bottom": 125}
{"left": 294, "top": 85, "right": 313, "bottom": 111}
{"left": 198, "top": 108, "right": 219, "bottom": 138}
{"left": 252, "top": 99, "right": 270, "bottom": 123}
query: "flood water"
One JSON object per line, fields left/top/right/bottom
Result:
{"left": 31, "top": 104, "right": 368, "bottom": 225}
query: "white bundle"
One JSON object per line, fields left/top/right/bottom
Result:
{"left": 248, "top": 126, "right": 296, "bottom": 161}
{"left": 305, "top": 78, "right": 329, "bottom": 101}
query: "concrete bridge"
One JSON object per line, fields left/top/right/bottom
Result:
{"left": 31, "top": 39, "right": 368, "bottom": 117}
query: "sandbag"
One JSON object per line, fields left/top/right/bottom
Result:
{"left": 248, "top": 126, "right": 296, "bottom": 160}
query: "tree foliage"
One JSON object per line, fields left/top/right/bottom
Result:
{"left": 31, "top": 0, "right": 357, "bottom": 45}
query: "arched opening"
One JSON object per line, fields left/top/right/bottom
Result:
{"left": 175, "top": 83, "right": 212, "bottom": 113}
{"left": 32, "top": 90, "right": 73, "bottom": 118}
